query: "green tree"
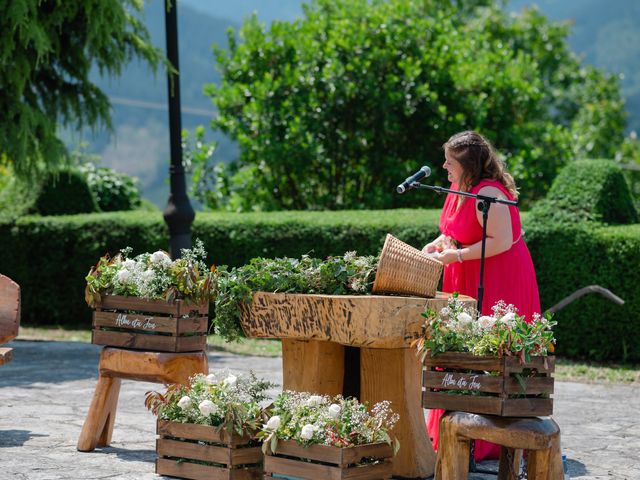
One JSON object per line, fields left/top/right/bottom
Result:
{"left": 0, "top": 0, "right": 163, "bottom": 177}
{"left": 205, "top": 0, "right": 626, "bottom": 210}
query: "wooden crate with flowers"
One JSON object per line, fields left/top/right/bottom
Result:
{"left": 260, "top": 391, "right": 398, "bottom": 480}
{"left": 145, "top": 371, "right": 272, "bottom": 480}
{"left": 85, "top": 241, "right": 215, "bottom": 352}
{"left": 415, "top": 294, "right": 556, "bottom": 417}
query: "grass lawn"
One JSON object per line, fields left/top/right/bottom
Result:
{"left": 15, "top": 326, "right": 640, "bottom": 384}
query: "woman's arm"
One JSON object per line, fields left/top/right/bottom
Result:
{"left": 437, "top": 186, "right": 512, "bottom": 265}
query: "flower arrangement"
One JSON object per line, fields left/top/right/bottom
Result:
{"left": 85, "top": 239, "right": 215, "bottom": 308}
{"left": 144, "top": 371, "right": 273, "bottom": 435}
{"left": 213, "top": 252, "right": 378, "bottom": 341}
{"left": 414, "top": 293, "right": 556, "bottom": 363}
{"left": 258, "top": 390, "right": 399, "bottom": 455}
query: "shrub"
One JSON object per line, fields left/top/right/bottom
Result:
{"left": 530, "top": 159, "right": 638, "bottom": 225}
{"left": 79, "top": 163, "right": 142, "bottom": 212}
{"left": 34, "top": 168, "right": 99, "bottom": 216}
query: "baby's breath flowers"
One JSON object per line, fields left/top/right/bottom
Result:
{"left": 85, "top": 239, "right": 216, "bottom": 307}
{"left": 145, "top": 371, "right": 273, "bottom": 436}
{"left": 258, "top": 391, "right": 399, "bottom": 455}
{"left": 414, "top": 293, "right": 556, "bottom": 362}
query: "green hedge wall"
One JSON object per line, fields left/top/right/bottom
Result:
{"left": 0, "top": 209, "right": 440, "bottom": 327}
{"left": 0, "top": 208, "right": 638, "bottom": 361}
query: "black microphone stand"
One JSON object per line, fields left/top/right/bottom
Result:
{"left": 413, "top": 182, "right": 517, "bottom": 314}
{"left": 413, "top": 182, "right": 519, "bottom": 476}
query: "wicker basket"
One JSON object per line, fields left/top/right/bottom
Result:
{"left": 372, "top": 234, "right": 443, "bottom": 298}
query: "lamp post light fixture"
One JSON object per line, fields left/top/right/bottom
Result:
{"left": 163, "top": 0, "right": 195, "bottom": 259}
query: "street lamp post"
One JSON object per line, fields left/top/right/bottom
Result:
{"left": 163, "top": 0, "right": 195, "bottom": 259}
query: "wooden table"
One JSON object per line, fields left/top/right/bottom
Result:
{"left": 240, "top": 291, "right": 476, "bottom": 479}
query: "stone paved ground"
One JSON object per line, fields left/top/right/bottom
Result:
{"left": 0, "top": 340, "right": 638, "bottom": 479}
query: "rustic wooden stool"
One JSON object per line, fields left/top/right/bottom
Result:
{"left": 77, "top": 346, "right": 208, "bottom": 452}
{"left": 436, "top": 412, "right": 563, "bottom": 480}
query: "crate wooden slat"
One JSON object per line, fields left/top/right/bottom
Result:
{"left": 156, "top": 420, "right": 261, "bottom": 480}
{"left": 422, "top": 352, "right": 555, "bottom": 417}
{"left": 91, "top": 295, "right": 208, "bottom": 352}
{"left": 264, "top": 439, "right": 393, "bottom": 480}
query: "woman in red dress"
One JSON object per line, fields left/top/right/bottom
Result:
{"left": 422, "top": 131, "right": 541, "bottom": 461}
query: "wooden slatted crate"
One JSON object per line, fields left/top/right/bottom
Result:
{"left": 422, "top": 352, "right": 554, "bottom": 417}
{"left": 263, "top": 440, "right": 394, "bottom": 480}
{"left": 156, "top": 419, "right": 262, "bottom": 480}
{"left": 91, "top": 295, "right": 208, "bottom": 352}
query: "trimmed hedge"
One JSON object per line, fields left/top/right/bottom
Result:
{"left": 0, "top": 208, "right": 638, "bottom": 361}
{"left": 530, "top": 159, "right": 638, "bottom": 225}
{"left": 0, "top": 209, "right": 440, "bottom": 328}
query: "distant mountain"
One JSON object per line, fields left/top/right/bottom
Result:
{"left": 510, "top": 0, "right": 640, "bottom": 133}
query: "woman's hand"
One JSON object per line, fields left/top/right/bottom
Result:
{"left": 422, "top": 242, "right": 438, "bottom": 254}
{"left": 437, "top": 248, "right": 460, "bottom": 265}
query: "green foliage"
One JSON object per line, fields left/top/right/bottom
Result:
{"left": 145, "top": 371, "right": 272, "bottom": 436}
{"left": 85, "top": 240, "right": 215, "bottom": 307}
{"left": 213, "top": 253, "right": 378, "bottom": 341}
{"left": 78, "top": 163, "right": 142, "bottom": 212}
{"left": 525, "top": 222, "right": 640, "bottom": 362}
{"left": 206, "top": 0, "right": 625, "bottom": 210}
{"left": 0, "top": 0, "right": 163, "bottom": 177}
{"left": 530, "top": 159, "right": 638, "bottom": 225}
{"left": 34, "top": 168, "right": 99, "bottom": 216}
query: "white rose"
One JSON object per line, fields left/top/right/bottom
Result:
{"left": 223, "top": 374, "right": 237, "bottom": 387}
{"left": 457, "top": 312, "right": 473, "bottom": 326}
{"left": 198, "top": 400, "right": 218, "bottom": 417}
{"left": 478, "top": 315, "right": 496, "bottom": 329}
{"left": 306, "top": 395, "right": 323, "bottom": 407}
{"left": 117, "top": 269, "right": 131, "bottom": 284}
{"left": 500, "top": 312, "right": 516, "bottom": 324}
{"left": 300, "top": 424, "right": 315, "bottom": 440}
{"left": 177, "top": 396, "right": 192, "bottom": 410}
{"left": 150, "top": 251, "right": 172, "bottom": 266}
{"left": 266, "top": 415, "right": 281, "bottom": 430}
{"left": 122, "top": 259, "right": 136, "bottom": 270}
{"left": 328, "top": 404, "right": 341, "bottom": 420}
{"left": 206, "top": 373, "right": 217, "bottom": 384}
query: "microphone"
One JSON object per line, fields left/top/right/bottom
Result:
{"left": 396, "top": 166, "right": 431, "bottom": 194}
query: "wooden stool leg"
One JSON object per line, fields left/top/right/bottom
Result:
{"left": 438, "top": 415, "right": 470, "bottom": 480}
{"left": 77, "top": 376, "right": 122, "bottom": 451}
{"left": 498, "top": 447, "right": 522, "bottom": 480}
{"left": 527, "top": 432, "right": 563, "bottom": 480}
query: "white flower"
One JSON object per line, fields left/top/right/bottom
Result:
{"left": 306, "top": 395, "right": 323, "bottom": 407}
{"left": 122, "top": 259, "right": 136, "bottom": 270}
{"left": 300, "top": 424, "right": 315, "bottom": 440}
{"left": 142, "top": 269, "right": 155, "bottom": 282}
{"left": 150, "top": 250, "right": 172, "bottom": 266}
{"left": 328, "top": 403, "right": 341, "bottom": 420}
{"left": 177, "top": 396, "right": 192, "bottom": 410}
{"left": 206, "top": 373, "right": 217, "bottom": 384}
{"left": 478, "top": 315, "right": 497, "bottom": 330}
{"left": 266, "top": 415, "right": 281, "bottom": 430}
{"left": 117, "top": 269, "right": 131, "bottom": 284}
{"left": 500, "top": 312, "right": 516, "bottom": 325}
{"left": 440, "top": 307, "right": 450, "bottom": 316}
{"left": 457, "top": 312, "right": 473, "bottom": 326}
{"left": 223, "top": 374, "right": 238, "bottom": 387}
{"left": 198, "top": 400, "right": 218, "bottom": 416}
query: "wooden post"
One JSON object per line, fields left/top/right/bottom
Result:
{"left": 281, "top": 339, "right": 344, "bottom": 396}
{"left": 360, "top": 347, "right": 436, "bottom": 478}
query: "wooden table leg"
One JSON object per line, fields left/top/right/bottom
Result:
{"left": 77, "top": 375, "right": 122, "bottom": 451}
{"left": 360, "top": 347, "right": 436, "bottom": 478}
{"left": 281, "top": 339, "right": 344, "bottom": 396}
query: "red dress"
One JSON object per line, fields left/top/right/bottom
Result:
{"left": 426, "top": 179, "right": 541, "bottom": 461}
